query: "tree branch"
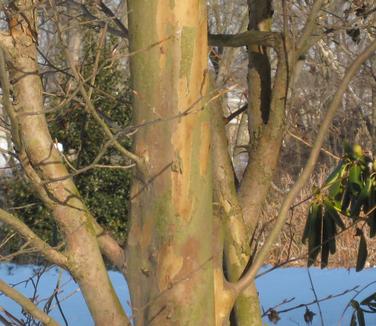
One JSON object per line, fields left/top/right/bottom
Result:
{"left": 296, "top": 0, "right": 326, "bottom": 57}
{"left": 50, "top": 10, "right": 147, "bottom": 179}
{"left": 225, "top": 103, "right": 247, "bottom": 124}
{"left": 208, "top": 31, "right": 280, "bottom": 48}
{"left": 97, "top": 233, "right": 126, "bottom": 273}
{"left": 95, "top": 0, "right": 129, "bottom": 38}
{"left": 65, "top": 0, "right": 128, "bottom": 38}
{"left": 0, "top": 208, "right": 68, "bottom": 267}
{"left": 234, "top": 38, "right": 376, "bottom": 295}
{"left": 287, "top": 129, "right": 340, "bottom": 161}
{"left": 0, "top": 279, "right": 60, "bottom": 326}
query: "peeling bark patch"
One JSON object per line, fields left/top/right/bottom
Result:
{"left": 199, "top": 122, "right": 210, "bottom": 176}
{"left": 158, "top": 245, "right": 183, "bottom": 291}
{"left": 141, "top": 217, "right": 154, "bottom": 248}
{"left": 166, "top": 237, "right": 208, "bottom": 307}
{"left": 179, "top": 26, "right": 196, "bottom": 82}
{"left": 171, "top": 126, "right": 194, "bottom": 222}
{"left": 171, "top": 173, "right": 193, "bottom": 222}
{"left": 179, "top": 237, "right": 201, "bottom": 278}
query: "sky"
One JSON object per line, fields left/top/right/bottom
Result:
{"left": 2, "top": 264, "right": 376, "bottom": 325}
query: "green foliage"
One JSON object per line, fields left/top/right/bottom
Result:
{"left": 302, "top": 143, "right": 376, "bottom": 270}
{"left": 49, "top": 33, "right": 133, "bottom": 242}
{"left": 1, "top": 34, "right": 133, "bottom": 251}
{"left": 1, "top": 176, "right": 56, "bottom": 247}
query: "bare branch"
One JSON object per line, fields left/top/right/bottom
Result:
{"left": 296, "top": 0, "right": 326, "bottom": 57}
{"left": 287, "top": 129, "right": 340, "bottom": 161}
{"left": 263, "top": 285, "right": 359, "bottom": 317}
{"left": 51, "top": 10, "right": 147, "bottom": 179}
{"left": 95, "top": 0, "right": 128, "bottom": 37}
{"left": 0, "top": 279, "right": 60, "bottom": 326}
{"left": 66, "top": 0, "right": 128, "bottom": 38}
{"left": 0, "top": 208, "right": 68, "bottom": 267}
{"left": 97, "top": 233, "right": 126, "bottom": 274}
{"left": 234, "top": 38, "right": 376, "bottom": 295}
{"left": 208, "top": 31, "right": 280, "bottom": 48}
{"left": 225, "top": 103, "right": 247, "bottom": 124}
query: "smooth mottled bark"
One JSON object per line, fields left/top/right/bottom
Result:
{"left": 126, "top": 1, "right": 214, "bottom": 325}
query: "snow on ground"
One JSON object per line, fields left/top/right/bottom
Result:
{"left": 1, "top": 263, "right": 376, "bottom": 325}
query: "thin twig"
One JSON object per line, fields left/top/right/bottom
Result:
{"left": 0, "top": 208, "right": 68, "bottom": 267}
{"left": 288, "top": 129, "right": 341, "bottom": 161}
{"left": 307, "top": 268, "right": 324, "bottom": 326}
{"left": 0, "top": 279, "right": 60, "bottom": 326}
{"left": 263, "top": 285, "right": 359, "bottom": 317}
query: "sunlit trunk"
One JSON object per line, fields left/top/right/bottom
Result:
{"left": 126, "top": 1, "right": 215, "bottom": 324}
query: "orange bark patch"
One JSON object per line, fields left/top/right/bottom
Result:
{"left": 179, "top": 237, "right": 201, "bottom": 279}
{"left": 157, "top": 245, "right": 183, "bottom": 291}
{"left": 140, "top": 217, "right": 154, "bottom": 249}
{"left": 126, "top": 214, "right": 153, "bottom": 249}
{"left": 171, "top": 121, "right": 194, "bottom": 222}
{"left": 168, "top": 237, "right": 205, "bottom": 301}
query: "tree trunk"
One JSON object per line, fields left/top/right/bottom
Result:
{"left": 126, "top": 1, "right": 215, "bottom": 324}
{"left": 241, "top": 0, "right": 274, "bottom": 233}
{"left": 232, "top": 2, "right": 287, "bottom": 324}
{"left": 211, "top": 82, "right": 262, "bottom": 326}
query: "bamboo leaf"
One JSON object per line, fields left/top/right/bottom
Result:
{"left": 360, "top": 292, "right": 376, "bottom": 305}
{"left": 302, "top": 204, "right": 313, "bottom": 244}
{"left": 341, "top": 185, "right": 352, "bottom": 214}
{"left": 365, "top": 181, "right": 376, "bottom": 238}
{"left": 356, "top": 229, "right": 368, "bottom": 272}
{"left": 351, "top": 177, "right": 372, "bottom": 218}
{"left": 350, "top": 311, "right": 357, "bottom": 326}
{"left": 325, "top": 201, "right": 346, "bottom": 230}
{"left": 325, "top": 160, "right": 344, "bottom": 184}
{"left": 328, "top": 215, "right": 337, "bottom": 255}
{"left": 327, "top": 161, "right": 347, "bottom": 201}
{"left": 329, "top": 181, "right": 344, "bottom": 202}
{"left": 308, "top": 204, "right": 322, "bottom": 266}
{"left": 321, "top": 211, "right": 335, "bottom": 268}
{"left": 367, "top": 185, "right": 376, "bottom": 237}
{"left": 349, "top": 164, "right": 362, "bottom": 195}
{"left": 356, "top": 308, "right": 365, "bottom": 326}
